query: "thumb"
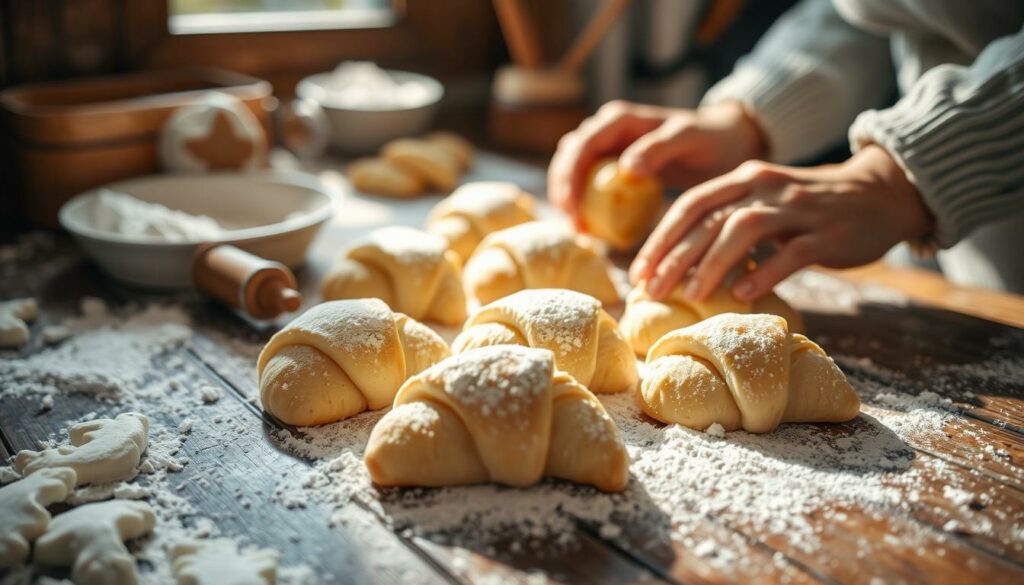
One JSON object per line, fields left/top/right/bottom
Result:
{"left": 619, "top": 115, "right": 694, "bottom": 177}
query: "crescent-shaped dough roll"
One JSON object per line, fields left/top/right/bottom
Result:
{"left": 582, "top": 158, "right": 662, "bottom": 250}
{"left": 452, "top": 289, "right": 636, "bottom": 394}
{"left": 347, "top": 157, "right": 424, "bottom": 198}
{"left": 382, "top": 138, "right": 460, "bottom": 192}
{"left": 321, "top": 226, "right": 467, "bottom": 325}
{"left": 620, "top": 279, "right": 804, "bottom": 357}
{"left": 426, "top": 182, "right": 537, "bottom": 264}
{"left": 258, "top": 299, "right": 450, "bottom": 426}
{"left": 365, "top": 345, "right": 629, "bottom": 492}
{"left": 424, "top": 131, "right": 474, "bottom": 171}
{"left": 642, "top": 313, "right": 860, "bottom": 433}
{"left": 463, "top": 221, "right": 619, "bottom": 306}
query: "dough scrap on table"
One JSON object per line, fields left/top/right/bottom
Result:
{"left": 641, "top": 312, "right": 860, "bottom": 433}
{"left": 171, "top": 538, "right": 279, "bottom": 585}
{"left": 620, "top": 277, "right": 804, "bottom": 357}
{"left": 453, "top": 289, "right": 637, "bottom": 394}
{"left": 0, "top": 297, "right": 38, "bottom": 348}
{"left": 365, "top": 345, "right": 629, "bottom": 492}
{"left": 258, "top": 299, "right": 450, "bottom": 426}
{"left": 321, "top": 226, "right": 467, "bottom": 325}
{"left": 13, "top": 412, "right": 149, "bottom": 486}
{"left": 463, "top": 221, "right": 619, "bottom": 306}
{"left": 426, "top": 181, "right": 537, "bottom": 265}
{"left": 0, "top": 467, "right": 76, "bottom": 568}
{"left": 34, "top": 499, "right": 156, "bottom": 585}
{"left": 582, "top": 158, "right": 663, "bottom": 251}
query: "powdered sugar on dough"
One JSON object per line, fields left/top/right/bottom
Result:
{"left": 485, "top": 289, "right": 597, "bottom": 354}
{"left": 34, "top": 499, "right": 157, "bottom": 585}
{"left": 0, "top": 467, "right": 76, "bottom": 568}
{"left": 363, "top": 226, "right": 447, "bottom": 266}
{"left": 171, "top": 538, "right": 279, "bottom": 585}
{"left": 14, "top": 412, "right": 150, "bottom": 486}
{"left": 435, "top": 346, "right": 552, "bottom": 417}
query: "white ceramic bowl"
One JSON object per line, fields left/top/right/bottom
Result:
{"left": 296, "top": 70, "right": 443, "bottom": 154}
{"left": 59, "top": 171, "right": 337, "bottom": 289}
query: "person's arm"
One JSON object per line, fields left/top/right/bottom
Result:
{"left": 702, "top": 0, "right": 894, "bottom": 164}
{"left": 849, "top": 25, "right": 1024, "bottom": 249}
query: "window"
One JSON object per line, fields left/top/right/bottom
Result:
{"left": 169, "top": 0, "right": 395, "bottom": 35}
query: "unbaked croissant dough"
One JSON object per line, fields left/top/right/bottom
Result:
{"left": 35, "top": 500, "right": 155, "bottom": 585}
{"left": 348, "top": 157, "right": 424, "bottom": 198}
{"left": 321, "top": 226, "right": 467, "bottom": 325}
{"left": 258, "top": 299, "right": 450, "bottom": 426}
{"left": 365, "top": 345, "right": 629, "bottom": 491}
{"left": 0, "top": 467, "right": 76, "bottom": 568}
{"left": 13, "top": 412, "right": 149, "bottom": 486}
{"left": 382, "top": 138, "right": 460, "bottom": 192}
{"left": 463, "top": 221, "right": 619, "bottom": 306}
{"left": 426, "top": 181, "right": 537, "bottom": 264}
{"left": 171, "top": 538, "right": 279, "bottom": 585}
{"left": 425, "top": 131, "right": 474, "bottom": 171}
{"left": 582, "top": 158, "right": 662, "bottom": 250}
{"left": 642, "top": 313, "right": 860, "bottom": 433}
{"left": 452, "top": 289, "right": 636, "bottom": 394}
{"left": 620, "top": 280, "right": 804, "bottom": 357}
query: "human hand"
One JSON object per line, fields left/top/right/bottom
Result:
{"left": 547, "top": 100, "right": 765, "bottom": 229}
{"left": 630, "top": 145, "right": 934, "bottom": 301}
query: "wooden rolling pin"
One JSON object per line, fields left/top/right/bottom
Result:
{"left": 192, "top": 244, "right": 301, "bottom": 320}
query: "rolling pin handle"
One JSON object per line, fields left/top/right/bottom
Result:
{"left": 193, "top": 244, "right": 302, "bottom": 320}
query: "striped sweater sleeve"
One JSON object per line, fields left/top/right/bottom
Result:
{"left": 850, "top": 26, "right": 1024, "bottom": 248}
{"left": 701, "top": 0, "right": 894, "bottom": 164}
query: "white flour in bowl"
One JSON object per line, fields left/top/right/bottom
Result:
{"left": 89, "top": 190, "right": 226, "bottom": 242}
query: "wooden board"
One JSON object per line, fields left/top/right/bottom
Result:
{"left": 1, "top": 152, "right": 1023, "bottom": 584}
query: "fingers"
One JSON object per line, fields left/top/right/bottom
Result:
{"left": 731, "top": 235, "right": 820, "bottom": 301}
{"left": 687, "top": 206, "right": 791, "bottom": 301}
{"left": 629, "top": 162, "right": 770, "bottom": 284}
{"left": 547, "top": 101, "right": 668, "bottom": 227}
{"left": 644, "top": 210, "right": 729, "bottom": 299}
{"left": 619, "top": 114, "right": 694, "bottom": 177}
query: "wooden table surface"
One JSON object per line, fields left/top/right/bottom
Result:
{"left": 1, "top": 150, "right": 1022, "bottom": 585}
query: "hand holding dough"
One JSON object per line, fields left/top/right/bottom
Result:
{"left": 0, "top": 467, "right": 76, "bottom": 568}
{"left": 171, "top": 538, "right": 279, "bottom": 585}
{"left": 35, "top": 500, "right": 156, "bottom": 585}
{"left": 641, "top": 313, "right": 859, "bottom": 433}
{"left": 463, "top": 221, "right": 619, "bottom": 306}
{"left": 13, "top": 412, "right": 149, "bottom": 485}
{"left": 258, "top": 299, "right": 450, "bottom": 426}
{"left": 365, "top": 345, "right": 629, "bottom": 491}
{"left": 321, "top": 226, "right": 467, "bottom": 325}
{"left": 582, "top": 158, "right": 662, "bottom": 250}
{"left": 426, "top": 181, "right": 536, "bottom": 264}
{"left": 620, "top": 279, "right": 804, "bottom": 357}
{"left": 453, "top": 289, "right": 636, "bottom": 394}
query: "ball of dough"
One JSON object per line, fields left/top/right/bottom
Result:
{"left": 582, "top": 158, "right": 662, "bottom": 250}
{"left": 425, "top": 181, "right": 536, "bottom": 264}
{"left": 159, "top": 92, "right": 267, "bottom": 172}
{"left": 642, "top": 313, "right": 860, "bottom": 433}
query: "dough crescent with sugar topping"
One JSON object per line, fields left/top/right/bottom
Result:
{"left": 642, "top": 313, "right": 859, "bottom": 433}
{"left": 365, "top": 345, "right": 629, "bottom": 492}
{"left": 258, "top": 299, "right": 450, "bottom": 426}
{"left": 426, "top": 181, "right": 536, "bottom": 264}
{"left": 463, "top": 221, "right": 619, "bottom": 306}
{"left": 452, "top": 289, "right": 636, "bottom": 394}
{"left": 321, "top": 226, "right": 467, "bottom": 325}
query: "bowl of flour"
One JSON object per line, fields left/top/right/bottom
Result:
{"left": 58, "top": 171, "right": 336, "bottom": 289}
{"left": 297, "top": 62, "right": 443, "bottom": 154}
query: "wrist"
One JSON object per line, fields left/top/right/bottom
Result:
{"left": 850, "top": 144, "right": 934, "bottom": 241}
{"left": 698, "top": 101, "right": 768, "bottom": 162}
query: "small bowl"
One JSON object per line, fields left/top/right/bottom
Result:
{"left": 296, "top": 69, "right": 443, "bottom": 154}
{"left": 59, "top": 171, "right": 337, "bottom": 289}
